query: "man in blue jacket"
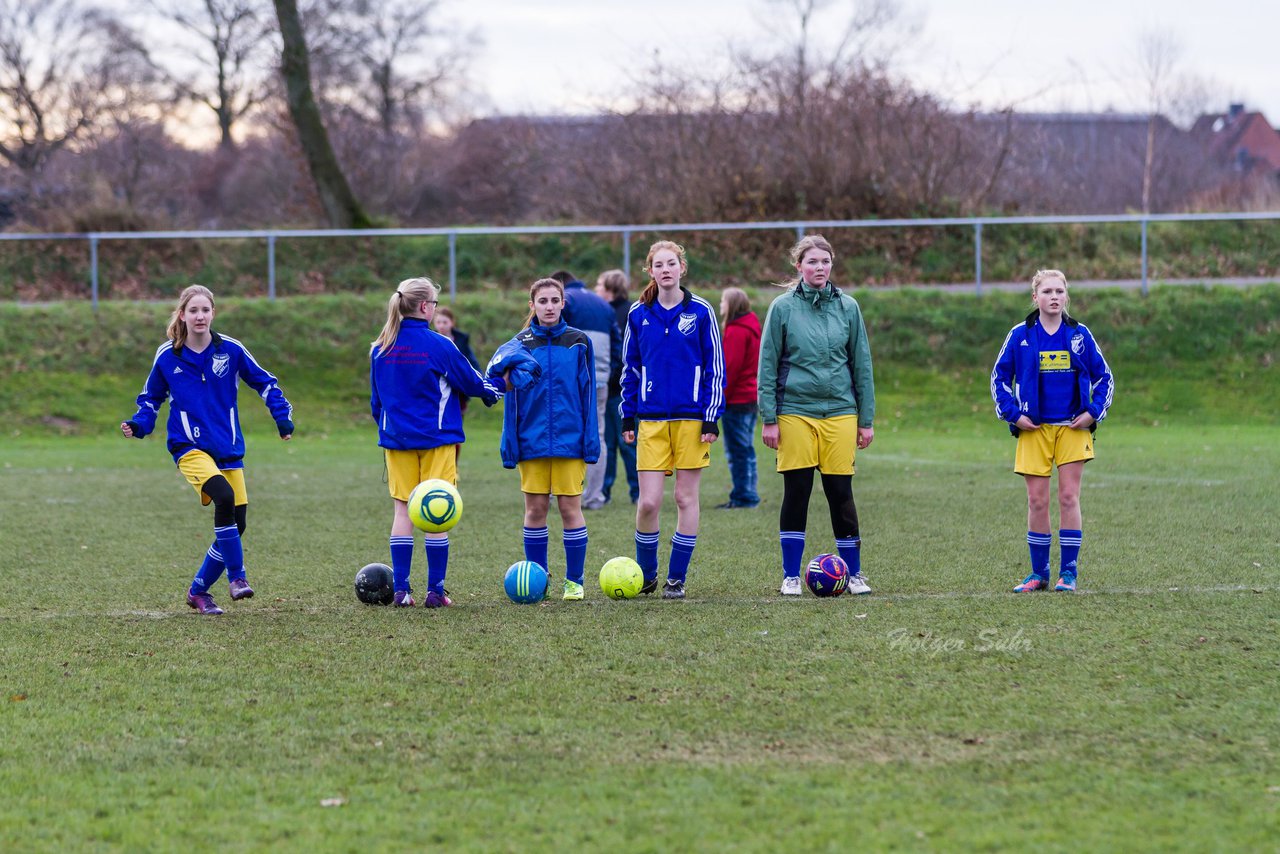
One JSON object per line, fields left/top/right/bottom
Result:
{"left": 552, "top": 270, "right": 622, "bottom": 509}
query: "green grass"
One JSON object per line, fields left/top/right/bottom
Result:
{"left": 2, "top": 421, "right": 1277, "bottom": 850}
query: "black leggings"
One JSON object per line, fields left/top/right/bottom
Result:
{"left": 778, "top": 467, "right": 859, "bottom": 538}
{"left": 202, "top": 475, "right": 248, "bottom": 534}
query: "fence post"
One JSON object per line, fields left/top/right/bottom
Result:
{"left": 267, "top": 234, "right": 277, "bottom": 300}
{"left": 795, "top": 224, "right": 804, "bottom": 241}
{"left": 974, "top": 222, "right": 983, "bottom": 295}
{"left": 1140, "top": 218, "right": 1149, "bottom": 296}
{"left": 90, "top": 235, "right": 100, "bottom": 311}
{"left": 448, "top": 232, "right": 457, "bottom": 301}
{"left": 622, "top": 228, "right": 631, "bottom": 273}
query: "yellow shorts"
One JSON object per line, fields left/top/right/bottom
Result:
{"left": 385, "top": 446, "right": 458, "bottom": 501}
{"left": 637, "top": 420, "right": 711, "bottom": 474}
{"left": 517, "top": 458, "right": 587, "bottom": 496}
{"left": 775, "top": 414, "right": 858, "bottom": 475}
{"left": 177, "top": 450, "right": 247, "bottom": 506}
{"left": 1015, "top": 424, "right": 1094, "bottom": 477}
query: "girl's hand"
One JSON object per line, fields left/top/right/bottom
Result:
{"left": 120, "top": 422, "right": 133, "bottom": 438}
{"left": 1069, "top": 412, "right": 1096, "bottom": 430}
{"left": 857, "top": 426, "right": 874, "bottom": 450}
{"left": 762, "top": 423, "right": 779, "bottom": 450}
{"left": 281, "top": 433, "right": 292, "bottom": 441}
{"left": 622, "top": 431, "right": 635, "bottom": 445}
{"left": 701, "top": 432, "right": 718, "bottom": 444}
{"left": 1014, "top": 415, "right": 1039, "bottom": 432}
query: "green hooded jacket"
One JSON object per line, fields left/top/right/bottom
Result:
{"left": 757, "top": 282, "right": 875, "bottom": 427}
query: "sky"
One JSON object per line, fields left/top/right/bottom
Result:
{"left": 455, "top": 0, "right": 1277, "bottom": 124}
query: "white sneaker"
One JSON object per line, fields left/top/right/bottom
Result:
{"left": 780, "top": 576, "right": 802, "bottom": 596}
{"left": 847, "top": 572, "right": 872, "bottom": 595}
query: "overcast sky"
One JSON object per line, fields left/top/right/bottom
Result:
{"left": 456, "top": 0, "right": 1276, "bottom": 123}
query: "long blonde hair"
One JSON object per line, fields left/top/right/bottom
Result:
{"left": 781, "top": 233, "right": 836, "bottom": 288}
{"left": 720, "top": 287, "right": 751, "bottom": 325}
{"left": 640, "top": 240, "right": 688, "bottom": 306}
{"left": 523, "top": 277, "right": 564, "bottom": 329}
{"left": 372, "top": 277, "right": 439, "bottom": 356}
{"left": 166, "top": 284, "right": 215, "bottom": 353}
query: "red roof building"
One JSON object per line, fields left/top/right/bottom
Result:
{"left": 1191, "top": 104, "right": 1280, "bottom": 174}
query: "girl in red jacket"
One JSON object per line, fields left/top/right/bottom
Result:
{"left": 717, "top": 287, "right": 762, "bottom": 508}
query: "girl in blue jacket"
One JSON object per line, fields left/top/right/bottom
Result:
{"left": 991, "top": 269, "right": 1114, "bottom": 593}
{"left": 370, "top": 277, "right": 504, "bottom": 608}
{"left": 620, "top": 241, "right": 725, "bottom": 599}
{"left": 490, "top": 278, "right": 600, "bottom": 600}
{"left": 121, "top": 284, "right": 294, "bottom": 615}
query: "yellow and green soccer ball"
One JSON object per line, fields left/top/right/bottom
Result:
{"left": 599, "top": 556, "right": 643, "bottom": 600}
{"left": 407, "top": 479, "right": 462, "bottom": 533}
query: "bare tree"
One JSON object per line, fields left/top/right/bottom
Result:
{"left": 272, "top": 0, "right": 370, "bottom": 227}
{"left": 1135, "top": 28, "right": 1182, "bottom": 213}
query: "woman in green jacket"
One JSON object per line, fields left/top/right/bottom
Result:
{"left": 758, "top": 234, "right": 875, "bottom": 596}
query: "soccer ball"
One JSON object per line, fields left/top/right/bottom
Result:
{"left": 599, "top": 556, "right": 643, "bottom": 600}
{"left": 407, "top": 479, "right": 462, "bottom": 533}
{"left": 804, "top": 554, "right": 849, "bottom": 598}
{"left": 354, "top": 562, "right": 395, "bottom": 605}
{"left": 504, "top": 560, "right": 548, "bottom": 604}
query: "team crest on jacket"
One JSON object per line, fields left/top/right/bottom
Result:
{"left": 678, "top": 313, "right": 697, "bottom": 335}
{"left": 1070, "top": 333, "right": 1085, "bottom": 355}
{"left": 211, "top": 353, "right": 231, "bottom": 377}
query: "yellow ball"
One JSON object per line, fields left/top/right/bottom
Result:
{"left": 599, "top": 556, "right": 643, "bottom": 600}
{"left": 407, "top": 479, "right": 462, "bottom": 533}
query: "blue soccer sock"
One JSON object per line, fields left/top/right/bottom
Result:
{"left": 563, "top": 526, "right": 588, "bottom": 585}
{"left": 1027, "top": 531, "right": 1051, "bottom": 578}
{"left": 425, "top": 535, "right": 449, "bottom": 593}
{"left": 668, "top": 532, "right": 697, "bottom": 583}
{"left": 835, "top": 536, "right": 861, "bottom": 576}
{"left": 780, "top": 531, "right": 806, "bottom": 579}
{"left": 190, "top": 545, "right": 225, "bottom": 595}
{"left": 390, "top": 535, "right": 414, "bottom": 592}
{"left": 1059, "top": 529, "right": 1082, "bottom": 578}
{"left": 523, "top": 526, "right": 550, "bottom": 574}
{"left": 214, "top": 524, "right": 244, "bottom": 577}
{"left": 635, "top": 530, "right": 660, "bottom": 583}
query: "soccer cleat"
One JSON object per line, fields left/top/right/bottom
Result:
{"left": 1055, "top": 573, "right": 1077, "bottom": 592}
{"left": 228, "top": 578, "right": 254, "bottom": 601}
{"left": 1013, "top": 574, "right": 1050, "bottom": 593}
{"left": 392, "top": 590, "right": 416, "bottom": 607}
{"left": 562, "top": 580, "right": 584, "bottom": 601}
{"left": 639, "top": 576, "right": 659, "bottom": 595}
{"left": 186, "top": 592, "right": 224, "bottom": 615}
{"left": 779, "top": 575, "right": 802, "bottom": 596}
{"left": 661, "top": 579, "right": 685, "bottom": 599}
{"left": 424, "top": 589, "right": 453, "bottom": 609}
{"left": 847, "top": 572, "right": 872, "bottom": 595}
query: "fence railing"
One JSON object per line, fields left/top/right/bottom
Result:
{"left": 3, "top": 211, "right": 1277, "bottom": 309}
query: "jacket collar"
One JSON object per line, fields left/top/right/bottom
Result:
{"left": 793, "top": 281, "right": 840, "bottom": 305}
{"left": 176, "top": 330, "right": 224, "bottom": 360}
{"left": 1024, "top": 309, "right": 1079, "bottom": 329}
{"left": 530, "top": 318, "right": 568, "bottom": 339}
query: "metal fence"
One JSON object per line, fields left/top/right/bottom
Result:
{"left": 3, "top": 211, "right": 1277, "bottom": 309}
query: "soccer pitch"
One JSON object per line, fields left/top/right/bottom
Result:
{"left": 1, "top": 421, "right": 1276, "bottom": 850}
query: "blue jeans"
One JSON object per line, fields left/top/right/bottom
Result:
{"left": 603, "top": 393, "right": 638, "bottom": 502}
{"left": 721, "top": 404, "right": 759, "bottom": 506}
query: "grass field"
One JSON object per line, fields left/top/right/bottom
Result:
{"left": 1, "top": 418, "right": 1277, "bottom": 851}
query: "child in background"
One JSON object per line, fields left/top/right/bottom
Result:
{"left": 489, "top": 278, "right": 600, "bottom": 600}
{"left": 758, "top": 234, "right": 875, "bottom": 597}
{"left": 121, "top": 284, "right": 294, "bottom": 615}
{"left": 717, "top": 287, "right": 761, "bottom": 509}
{"left": 991, "top": 269, "right": 1114, "bottom": 592}
{"left": 432, "top": 305, "right": 481, "bottom": 413}
{"left": 620, "top": 241, "right": 725, "bottom": 599}
{"left": 370, "top": 277, "right": 504, "bottom": 608}
{"left": 595, "top": 269, "right": 640, "bottom": 505}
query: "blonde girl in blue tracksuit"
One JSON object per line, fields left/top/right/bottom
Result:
{"left": 489, "top": 278, "right": 600, "bottom": 601}
{"left": 121, "top": 284, "right": 294, "bottom": 615}
{"left": 620, "top": 240, "right": 725, "bottom": 599}
{"left": 370, "top": 277, "right": 505, "bottom": 609}
{"left": 991, "top": 269, "right": 1114, "bottom": 592}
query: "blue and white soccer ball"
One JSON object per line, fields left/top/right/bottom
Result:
{"left": 407, "top": 479, "right": 462, "bottom": 533}
{"left": 504, "top": 561, "right": 548, "bottom": 604}
{"left": 804, "top": 554, "right": 849, "bottom": 598}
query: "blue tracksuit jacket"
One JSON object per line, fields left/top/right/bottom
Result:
{"left": 991, "top": 311, "right": 1115, "bottom": 434}
{"left": 126, "top": 332, "right": 294, "bottom": 467}
{"left": 370, "top": 318, "right": 503, "bottom": 451}
{"left": 489, "top": 319, "right": 600, "bottom": 469}
{"left": 620, "top": 287, "right": 725, "bottom": 432}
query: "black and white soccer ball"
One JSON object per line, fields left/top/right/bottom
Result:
{"left": 354, "top": 562, "right": 395, "bottom": 605}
